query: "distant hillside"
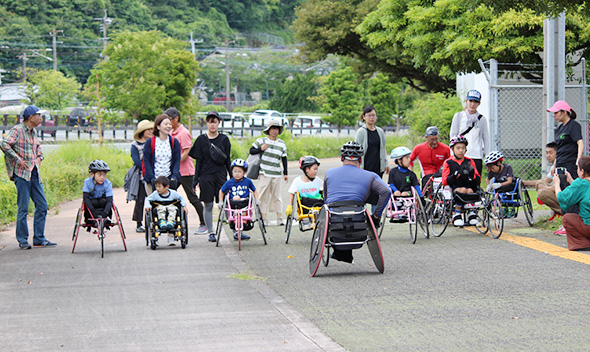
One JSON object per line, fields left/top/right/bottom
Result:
{"left": 0, "top": 0, "right": 301, "bottom": 84}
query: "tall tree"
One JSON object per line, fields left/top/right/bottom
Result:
{"left": 269, "top": 72, "right": 318, "bottom": 112}
{"left": 85, "top": 30, "right": 199, "bottom": 121}
{"left": 24, "top": 69, "right": 81, "bottom": 111}
{"left": 366, "top": 73, "right": 400, "bottom": 127}
{"left": 315, "top": 66, "right": 361, "bottom": 130}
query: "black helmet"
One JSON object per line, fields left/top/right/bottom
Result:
{"left": 88, "top": 159, "right": 110, "bottom": 173}
{"left": 299, "top": 156, "right": 320, "bottom": 171}
{"left": 340, "top": 141, "right": 364, "bottom": 160}
{"left": 449, "top": 135, "right": 469, "bottom": 149}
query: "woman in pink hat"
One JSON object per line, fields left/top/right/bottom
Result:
{"left": 548, "top": 100, "right": 584, "bottom": 181}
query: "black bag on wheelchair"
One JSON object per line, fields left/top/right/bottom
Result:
{"left": 327, "top": 204, "right": 368, "bottom": 250}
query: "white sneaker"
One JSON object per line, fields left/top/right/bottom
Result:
{"left": 467, "top": 211, "right": 478, "bottom": 225}
{"left": 194, "top": 225, "right": 208, "bottom": 235}
{"left": 277, "top": 218, "right": 285, "bottom": 226}
{"left": 453, "top": 214, "right": 464, "bottom": 227}
{"left": 168, "top": 236, "right": 176, "bottom": 246}
{"left": 300, "top": 219, "right": 313, "bottom": 231}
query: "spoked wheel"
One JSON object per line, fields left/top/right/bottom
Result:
{"left": 489, "top": 193, "right": 504, "bottom": 239}
{"left": 144, "top": 211, "right": 151, "bottom": 246}
{"left": 284, "top": 196, "right": 296, "bottom": 243}
{"left": 309, "top": 207, "right": 328, "bottom": 277}
{"left": 408, "top": 203, "right": 418, "bottom": 244}
{"left": 255, "top": 202, "right": 267, "bottom": 245}
{"left": 99, "top": 218, "right": 105, "bottom": 258}
{"left": 215, "top": 199, "right": 227, "bottom": 247}
{"left": 416, "top": 197, "right": 429, "bottom": 239}
{"left": 113, "top": 205, "right": 127, "bottom": 251}
{"left": 430, "top": 193, "right": 450, "bottom": 237}
{"left": 180, "top": 212, "right": 188, "bottom": 249}
{"left": 322, "top": 243, "right": 330, "bottom": 267}
{"left": 72, "top": 207, "right": 82, "bottom": 241}
{"left": 378, "top": 200, "right": 390, "bottom": 239}
{"left": 519, "top": 181, "right": 534, "bottom": 226}
{"left": 475, "top": 205, "right": 490, "bottom": 235}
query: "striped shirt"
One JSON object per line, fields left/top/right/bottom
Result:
{"left": 0, "top": 123, "right": 43, "bottom": 181}
{"left": 253, "top": 137, "right": 287, "bottom": 177}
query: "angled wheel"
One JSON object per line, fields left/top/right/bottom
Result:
{"left": 408, "top": 203, "right": 418, "bottom": 244}
{"left": 144, "top": 211, "right": 151, "bottom": 246}
{"left": 72, "top": 207, "right": 82, "bottom": 241}
{"left": 366, "top": 209, "right": 385, "bottom": 273}
{"left": 99, "top": 218, "right": 105, "bottom": 258}
{"left": 415, "top": 195, "right": 429, "bottom": 239}
{"left": 475, "top": 205, "right": 490, "bottom": 235}
{"left": 181, "top": 211, "right": 188, "bottom": 249}
{"left": 215, "top": 198, "right": 227, "bottom": 247}
{"left": 113, "top": 205, "right": 127, "bottom": 251}
{"left": 430, "top": 193, "right": 449, "bottom": 237}
{"left": 255, "top": 202, "right": 267, "bottom": 245}
{"left": 309, "top": 207, "right": 328, "bottom": 277}
{"left": 378, "top": 198, "right": 391, "bottom": 239}
{"left": 489, "top": 192, "right": 504, "bottom": 239}
{"left": 519, "top": 181, "right": 534, "bottom": 227}
{"left": 284, "top": 196, "right": 296, "bottom": 243}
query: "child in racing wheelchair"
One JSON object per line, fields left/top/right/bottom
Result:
{"left": 484, "top": 151, "right": 515, "bottom": 193}
{"left": 286, "top": 156, "right": 324, "bottom": 231}
{"left": 83, "top": 160, "right": 114, "bottom": 228}
{"left": 145, "top": 176, "right": 188, "bottom": 246}
{"left": 388, "top": 147, "right": 423, "bottom": 222}
{"left": 219, "top": 159, "right": 258, "bottom": 241}
{"left": 442, "top": 135, "right": 481, "bottom": 227}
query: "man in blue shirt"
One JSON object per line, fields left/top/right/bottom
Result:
{"left": 323, "top": 141, "right": 391, "bottom": 263}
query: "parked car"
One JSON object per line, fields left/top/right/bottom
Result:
{"left": 219, "top": 112, "right": 250, "bottom": 136}
{"left": 18, "top": 109, "right": 56, "bottom": 137}
{"left": 248, "top": 109, "right": 289, "bottom": 128}
{"left": 292, "top": 116, "right": 333, "bottom": 136}
{"left": 68, "top": 107, "right": 96, "bottom": 127}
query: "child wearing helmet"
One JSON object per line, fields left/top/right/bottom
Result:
{"left": 388, "top": 147, "right": 422, "bottom": 198}
{"left": 442, "top": 135, "right": 481, "bottom": 227}
{"left": 484, "top": 151, "right": 514, "bottom": 193}
{"left": 218, "top": 159, "right": 258, "bottom": 240}
{"left": 83, "top": 160, "right": 114, "bottom": 225}
{"left": 286, "top": 156, "right": 324, "bottom": 230}
{"left": 145, "top": 176, "right": 188, "bottom": 245}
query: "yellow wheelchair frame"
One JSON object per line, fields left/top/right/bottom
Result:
{"left": 284, "top": 191, "right": 323, "bottom": 244}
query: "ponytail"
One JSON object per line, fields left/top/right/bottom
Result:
{"left": 568, "top": 109, "right": 577, "bottom": 120}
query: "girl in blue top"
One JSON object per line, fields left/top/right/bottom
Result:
{"left": 219, "top": 159, "right": 258, "bottom": 240}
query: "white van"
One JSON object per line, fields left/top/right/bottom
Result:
{"left": 219, "top": 112, "right": 250, "bottom": 136}
{"left": 248, "top": 110, "right": 289, "bottom": 128}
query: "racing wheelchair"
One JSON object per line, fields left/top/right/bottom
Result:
{"left": 421, "top": 175, "right": 454, "bottom": 237}
{"left": 285, "top": 191, "right": 324, "bottom": 244}
{"left": 144, "top": 199, "right": 189, "bottom": 250}
{"left": 309, "top": 201, "right": 384, "bottom": 277}
{"left": 215, "top": 193, "right": 267, "bottom": 250}
{"left": 493, "top": 177, "right": 534, "bottom": 226}
{"left": 72, "top": 202, "right": 127, "bottom": 258}
{"left": 451, "top": 189, "right": 504, "bottom": 239}
{"left": 378, "top": 187, "right": 428, "bottom": 244}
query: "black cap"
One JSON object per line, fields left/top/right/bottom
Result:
{"left": 206, "top": 111, "right": 220, "bottom": 121}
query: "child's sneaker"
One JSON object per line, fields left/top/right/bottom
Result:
{"left": 158, "top": 219, "right": 166, "bottom": 229}
{"left": 233, "top": 231, "right": 250, "bottom": 241}
{"left": 168, "top": 235, "right": 176, "bottom": 246}
{"left": 166, "top": 220, "right": 175, "bottom": 230}
{"left": 300, "top": 218, "right": 313, "bottom": 231}
{"left": 453, "top": 213, "right": 464, "bottom": 227}
{"left": 467, "top": 211, "right": 478, "bottom": 225}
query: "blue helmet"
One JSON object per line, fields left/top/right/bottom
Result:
{"left": 231, "top": 158, "right": 248, "bottom": 171}
{"left": 390, "top": 146, "right": 411, "bottom": 161}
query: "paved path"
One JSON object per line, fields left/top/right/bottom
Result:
{"left": 0, "top": 187, "right": 344, "bottom": 351}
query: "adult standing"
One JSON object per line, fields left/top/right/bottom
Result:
{"left": 548, "top": 100, "right": 584, "bottom": 184}
{"left": 355, "top": 105, "right": 389, "bottom": 177}
{"left": 409, "top": 126, "right": 451, "bottom": 188}
{"left": 450, "top": 90, "right": 490, "bottom": 175}
{"left": 189, "top": 111, "right": 231, "bottom": 242}
{"left": 165, "top": 107, "right": 207, "bottom": 235}
{"left": 129, "top": 119, "right": 153, "bottom": 232}
{"left": 250, "top": 120, "right": 288, "bottom": 225}
{"left": 556, "top": 156, "right": 590, "bottom": 250}
{"left": 0, "top": 105, "right": 56, "bottom": 249}
{"left": 143, "top": 114, "right": 181, "bottom": 192}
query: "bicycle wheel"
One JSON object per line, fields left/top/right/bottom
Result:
{"left": 429, "top": 193, "right": 449, "bottom": 237}
{"left": 475, "top": 205, "right": 489, "bottom": 235}
{"left": 489, "top": 193, "right": 504, "bottom": 238}
{"left": 416, "top": 197, "right": 429, "bottom": 239}
{"left": 181, "top": 211, "right": 188, "bottom": 249}
{"left": 215, "top": 198, "right": 227, "bottom": 247}
{"left": 519, "top": 181, "right": 534, "bottom": 227}
{"left": 72, "top": 207, "right": 82, "bottom": 241}
{"left": 378, "top": 202, "right": 390, "bottom": 239}
{"left": 408, "top": 203, "right": 417, "bottom": 244}
{"left": 309, "top": 207, "right": 328, "bottom": 277}
{"left": 284, "top": 196, "right": 296, "bottom": 243}
{"left": 255, "top": 202, "right": 267, "bottom": 245}
{"left": 99, "top": 218, "right": 105, "bottom": 258}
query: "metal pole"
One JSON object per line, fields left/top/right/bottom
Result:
{"left": 52, "top": 29, "right": 57, "bottom": 71}
{"left": 490, "top": 59, "right": 499, "bottom": 151}
{"left": 557, "top": 13, "right": 566, "bottom": 101}
{"left": 225, "top": 41, "right": 230, "bottom": 112}
{"left": 546, "top": 17, "right": 556, "bottom": 146}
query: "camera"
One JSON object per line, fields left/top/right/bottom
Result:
{"left": 556, "top": 167, "right": 566, "bottom": 175}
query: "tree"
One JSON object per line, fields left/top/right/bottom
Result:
{"left": 24, "top": 70, "right": 81, "bottom": 111}
{"left": 405, "top": 93, "right": 464, "bottom": 141}
{"left": 85, "top": 30, "right": 199, "bottom": 121}
{"left": 315, "top": 66, "right": 361, "bottom": 130}
{"left": 269, "top": 72, "right": 318, "bottom": 112}
{"left": 366, "top": 73, "right": 400, "bottom": 127}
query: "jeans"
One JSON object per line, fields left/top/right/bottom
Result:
{"left": 14, "top": 167, "right": 48, "bottom": 245}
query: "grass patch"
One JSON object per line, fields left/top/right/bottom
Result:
{"left": 534, "top": 214, "right": 562, "bottom": 232}
{"left": 0, "top": 141, "right": 132, "bottom": 226}
{"left": 228, "top": 272, "right": 265, "bottom": 281}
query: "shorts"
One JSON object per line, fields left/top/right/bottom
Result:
{"left": 199, "top": 172, "right": 227, "bottom": 203}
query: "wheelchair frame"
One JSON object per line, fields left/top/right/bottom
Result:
{"left": 215, "top": 193, "right": 267, "bottom": 251}
{"left": 378, "top": 187, "right": 428, "bottom": 244}
{"left": 309, "top": 203, "right": 384, "bottom": 277}
{"left": 284, "top": 191, "right": 323, "bottom": 244}
{"left": 494, "top": 177, "right": 534, "bottom": 226}
{"left": 144, "top": 199, "right": 189, "bottom": 250}
{"left": 422, "top": 176, "right": 453, "bottom": 237}
{"left": 72, "top": 201, "right": 127, "bottom": 258}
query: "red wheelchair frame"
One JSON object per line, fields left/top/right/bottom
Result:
{"left": 72, "top": 201, "right": 127, "bottom": 258}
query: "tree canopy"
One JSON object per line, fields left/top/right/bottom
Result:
{"left": 316, "top": 66, "right": 362, "bottom": 130}
{"left": 85, "top": 30, "right": 199, "bottom": 120}
{"left": 24, "top": 70, "right": 81, "bottom": 111}
{"left": 269, "top": 72, "right": 319, "bottom": 112}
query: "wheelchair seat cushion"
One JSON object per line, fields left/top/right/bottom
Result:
{"left": 454, "top": 192, "right": 482, "bottom": 203}
{"left": 229, "top": 199, "right": 249, "bottom": 209}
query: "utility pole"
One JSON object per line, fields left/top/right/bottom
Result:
{"left": 94, "top": 10, "right": 112, "bottom": 52}
{"left": 189, "top": 32, "right": 203, "bottom": 59}
{"left": 18, "top": 49, "right": 53, "bottom": 80}
{"left": 20, "top": 52, "right": 27, "bottom": 79}
{"left": 51, "top": 28, "right": 63, "bottom": 71}
{"left": 225, "top": 40, "right": 231, "bottom": 111}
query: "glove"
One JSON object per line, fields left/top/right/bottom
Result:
{"left": 218, "top": 202, "right": 223, "bottom": 210}
{"left": 491, "top": 183, "right": 502, "bottom": 190}
{"left": 462, "top": 167, "right": 470, "bottom": 177}
{"left": 486, "top": 184, "right": 492, "bottom": 192}
{"left": 285, "top": 205, "right": 293, "bottom": 217}
{"left": 371, "top": 214, "right": 381, "bottom": 229}
{"left": 468, "top": 165, "right": 475, "bottom": 178}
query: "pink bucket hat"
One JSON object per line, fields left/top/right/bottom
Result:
{"left": 547, "top": 100, "right": 571, "bottom": 112}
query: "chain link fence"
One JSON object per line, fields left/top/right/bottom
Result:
{"left": 484, "top": 60, "right": 589, "bottom": 180}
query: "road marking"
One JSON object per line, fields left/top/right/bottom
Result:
{"left": 465, "top": 228, "right": 590, "bottom": 265}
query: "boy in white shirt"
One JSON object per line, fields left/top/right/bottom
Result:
{"left": 285, "top": 156, "right": 324, "bottom": 230}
